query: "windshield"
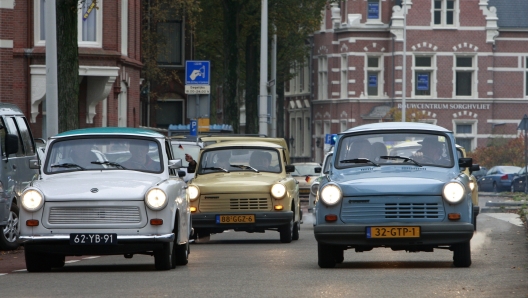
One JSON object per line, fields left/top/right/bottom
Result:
{"left": 171, "top": 142, "right": 201, "bottom": 167}
{"left": 292, "top": 164, "right": 320, "bottom": 176}
{"left": 44, "top": 137, "right": 162, "bottom": 173}
{"left": 197, "top": 148, "right": 281, "bottom": 174}
{"left": 336, "top": 132, "right": 454, "bottom": 168}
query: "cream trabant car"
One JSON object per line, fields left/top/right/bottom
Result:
{"left": 19, "top": 127, "right": 191, "bottom": 272}
{"left": 187, "top": 140, "right": 301, "bottom": 243}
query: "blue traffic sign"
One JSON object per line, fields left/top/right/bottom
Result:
{"left": 185, "top": 61, "right": 210, "bottom": 85}
{"left": 190, "top": 119, "right": 198, "bottom": 136}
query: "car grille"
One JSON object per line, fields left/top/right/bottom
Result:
{"left": 341, "top": 196, "right": 445, "bottom": 223}
{"left": 48, "top": 206, "right": 142, "bottom": 224}
{"left": 299, "top": 189, "right": 310, "bottom": 194}
{"left": 199, "top": 197, "right": 271, "bottom": 212}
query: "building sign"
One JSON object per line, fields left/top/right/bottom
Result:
{"left": 367, "top": 3, "right": 379, "bottom": 19}
{"left": 185, "top": 61, "right": 210, "bottom": 85}
{"left": 185, "top": 85, "right": 210, "bottom": 94}
{"left": 368, "top": 75, "right": 377, "bottom": 87}
{"left": 417, "top": 73, "right": 429, "bottom": 91}
{"left": 397, "top": 103, "right": 491, "bottom": 110}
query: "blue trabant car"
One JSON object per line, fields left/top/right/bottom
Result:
{"left": 313, "top": 122, "right": 475, "bottom": 268}
{"left": 19, "top": 127, "right": 191, "bottom": 271}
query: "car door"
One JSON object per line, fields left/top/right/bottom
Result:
{"left": 479, "top": 167, "right": 495, "bottom": 191}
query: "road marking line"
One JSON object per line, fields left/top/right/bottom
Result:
{"left": 13, "top": 269, "right": 27, "bottom": 272}
{"left": 82, "top": 256, "right": 100, "bottom": 259}
{"left": 65, "top": 260, "right": 80, "bottom": 263}
{"left": 0, "top": 273, "right": 7, "bottom": 276}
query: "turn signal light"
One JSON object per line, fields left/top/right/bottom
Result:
{"left": 26, "top": 220, "right": 39, "bottom": 226}
{"left": 190, "top": 206, "right": 197, "bottom": 212}
{"left": 325, "top": 214, "right": 338, "bottom": 222}
{"left": 274, "top": 205, "right": 283, "bottom": 210}
{"left": 448, "top": 213, "right": 461, "bottom": 220}
{"left": 150, "top": 219, "right": 163, "bottom": 225}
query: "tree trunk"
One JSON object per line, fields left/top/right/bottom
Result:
{"left": 244, "top": 32, "right": 259, "bottom": 134}
{"left": 222, "top": 1, "right": 239, "bottom": 133}
{"left": 56, "top": 0, "right": 80, "bottom": 132}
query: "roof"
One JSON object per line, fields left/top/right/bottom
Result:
{"left": 342, "top": 122, "right": 451, "bottom": 134}
{"left": 0, "top": 103, "right": 24, "bottom": 115}
{"left": 53, "top": 127, "right": 166, "bottom": 139}
{"left": 488, "top": 0, "right": 528, "bottom": 28}
{"left": 203, "top": 140, "right": 284, "bottom": 150}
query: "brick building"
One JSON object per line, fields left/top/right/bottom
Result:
{"left": 0, "top": 0, "right": 142, "bottom": 138}
{"left": 286, "top": 0, "right": 528, "bottom": 163}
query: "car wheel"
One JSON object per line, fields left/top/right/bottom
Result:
{"left": 292, "top": 221, "right": 300, "bottom": 241}
{"left": 317, "top": 243, "right": 337, "bottom": 268}
{"left": 50, "top": 255, "right": 65, "bottom": 268}
{"left": 279, "top": 219, "right": 293, "bottom": 243}
{"left": 0, "top": 203, "right": 19, "bottom": 250}
{"left": 452, "top": 241, "right": 471, "bottom": 267}
{"left": 172, "top": 241, "right": 189, "bottom": 267}
{"left": 154, "top": 242, "right": 172, "bottom": 271}
{"left": 334, "top": 248, "right": 344, "bottom": 264}
{"left": 25, "top": 249, "right": 51, "bottom": 272}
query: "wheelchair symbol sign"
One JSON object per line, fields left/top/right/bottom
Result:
{"left": 186, "top": 61, "right": 210, "bottom": 85}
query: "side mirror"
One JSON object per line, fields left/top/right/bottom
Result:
{"left": 168, "top": 159, "right": 183, "bottom": 169}
{"left": 177, "top": 170, "right": 186, "bottom": 178}
{"left": 285, "top": 164, "right": 295, "bottom": 173}
{"left": 5, "top": 134, "right": 18, "bottom": 156}
{"left": 458, "top": 157, "right": 472, "bottom": 169}
{"left": 29, "top": 159, "right": 40, "bottom": 169}
{"left": 470, "top": 164, "right": 480, "bottom": 174}
{"left": 314, "top": 167, "right": 322, "bottom": 174}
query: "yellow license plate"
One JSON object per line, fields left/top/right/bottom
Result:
{"left": 367, "top": 226, "right": 420, "bottom": 238}
{"left": 216, "top": 215, "right": 255, "bottom": 224}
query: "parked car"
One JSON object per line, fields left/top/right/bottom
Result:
{"left": 510, "top": 167, "right": 528, "bottom": 192}
{"left": 314, "top": 122, "right": 475, "bottom": 268}
{"left": 471, "top": 166, "right": 487, "bottom": 180}
{"left": 19, "top": 127, "right": 191, "bottom": 271}
{"left": 477, "top": 165, "right": 521, "bottom": 193}
{"left": 187, "top": 139, "right": 301, "bottom": 243}
{"left": 170, "top": 135, "right": 204, "bottom": 182}
{"left": 308, "top": 152, "right": 333, "bottom": 214}
{"left": 291, "top": 162, "right": 321, "bottom": 203}
{"left": 0, "top": 103, "right": 39, "bottom": 251}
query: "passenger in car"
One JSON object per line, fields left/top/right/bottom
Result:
{"left": 249, "top": 151, "right": 272, "bottom": 171}
{"left": 122, "top": 141, "right": 160, "bottom": 171}
{"left": 371, "top": 142, "right": 388, "bottom": 162}
{"left": 413, "top": 136, "right": 451, "bottom": 166}
{"left": 345, "top": 139, "right": 372, "bottom": 160}
{"left": 68, "top": 142, "right": 99, "bottom": 168}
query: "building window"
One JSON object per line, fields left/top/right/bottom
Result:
{"left": 340, "top": 120, "right": 347, "bottom": 132}
{"left": 299, "top": 65, "right": 304, "bottom": 93}
{"left": 367, "top": 0, "right": 380, "bottom": 22}
{"left": 414, "top": 56, "right": 434, "bottom": 96}
{"left": 525, "top": 57, "right": 528, "bottom": 97}
{"left": 318, "top": 56, "right": 328, "bottom": 100}
{"left": 156, "top": 100, "right": 183, "bottom": 129}
{"left": 156, "top": 7, "right": 184, "bottom": 67}
{"left": 434, "top": 0, "right": 455, "bottom": 26}
{"left": 366, "top": 56, "right": 381, "bottom": 97}
{"left": 341, "top": 55, "right": 348, "bottom": 98}
{"left": 455, "top": 56, "right": 475, "bottom": 97}
{"left": 454, "top": 122, "right": 475, "bottom": 151}
{"left": 36, "top": 0, "right": 103, "bottom": 47}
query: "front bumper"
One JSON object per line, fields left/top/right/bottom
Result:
{"left": 314, "top": 222, "right": 474, "bottom": 246}
{"left": 19, "top": 233, "right": 175, "bottom": 255}
{"left": 192, "top": 211, "right": 293, "bottom": 231}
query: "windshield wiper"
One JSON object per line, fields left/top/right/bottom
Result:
{"left": 51, "top": 163, "right": 86, "bottom": 170}
{"left": 340, "top": 158, "right": 379, "bottom": 167}
{"left": 91, "top": 161, "right": 127, "bottom": 169}
{"left": 230, "top": 164, "right": 259, "bottom": 172}
{"left": 380, "top": 156, "right": 422, "bottom": 167}
{"left": 202, "top": 167, "right": 229, "bottom": 173}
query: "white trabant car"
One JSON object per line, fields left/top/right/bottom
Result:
{"left": 314, "top": 122, "right": 475, "bottom": 268}
{"left": 19, "top": 127, "right": 191, "bottom": 271}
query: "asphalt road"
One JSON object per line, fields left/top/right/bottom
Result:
{"left": 1, "top": 200, "right": 527, "bottom": 298}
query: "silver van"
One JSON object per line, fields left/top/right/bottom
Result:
{"left": 0, "top": 103, "right": 38, "bottom": 250}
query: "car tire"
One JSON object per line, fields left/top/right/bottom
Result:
{"left": 154, "top": 242, "right": 172, "bottom": 271}
{"left": 279, "top": 219, "right": 293, "bottom": 243}
{"left": 317, "top": 243, "right": 337, "bottom": 268}
{"left": 292, "top": 221, "right": 300, "bottom": 241}
{"left": 25, "top": 249, "right": 51, "bottom": 272}
{"left": 334, "top": 248, "right": 344, "bottom": 264}
{"left": 50, "top": 255, "right": 65, "bottom": 268}
{"left": 452, "top": 241, "right": 471, "bottom": 268}
{"left": 0, "top": 203, "right": 20, "bottom": 250}
{"left": 173, "top": 241, "right": 189, "bottom": 267}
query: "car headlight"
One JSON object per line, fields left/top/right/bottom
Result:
{"left": 442, "top": 182, "right": 465, "bottom": 204}
{"left": 310, "top": 182, "right": 320, "bottom": 196}
{"left": 469, "top": 180, "right": 475, "bottom": 191}
{"left": 145, "top": 188, "right": 168, "bottom": 210}
{"left": 21, "top": 189, "right": 44, "bottom": 211}
{"left": 188, "top": 185, "right": 200, "bottom": 201}
{"left": 271, "top": 183, "right": 286, "bottom": 199}
{"left": 320, "top": 184, "right": 342, "bottom": 206}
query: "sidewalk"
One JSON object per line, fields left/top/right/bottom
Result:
{"left": 479, "top": 191, "right": 528, "bottom": 230}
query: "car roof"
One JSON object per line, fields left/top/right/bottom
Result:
{"left": 0, "top": 103, "right": 24, "bottom": 115}
{"left": 204, "top": 140, "right": 283, "bottom": 149}
{"left": 52, "top": 127, "right": 166, "bottom": 139}
{"left": 342, "top": 122, "right": 451, "bottom": 134}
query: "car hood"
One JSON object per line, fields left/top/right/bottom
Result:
{"left": 330, "top": 167, "right": 459, "bottom": 196}
{"left": 193, "top": 173, "right": 286, "bottom": 194}
{"left": 34, "top": 172, "right": 164, "bottom": 201}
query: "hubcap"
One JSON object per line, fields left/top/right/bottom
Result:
{"left": 3, "top": 210, "right": 19, "bottom": 243}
